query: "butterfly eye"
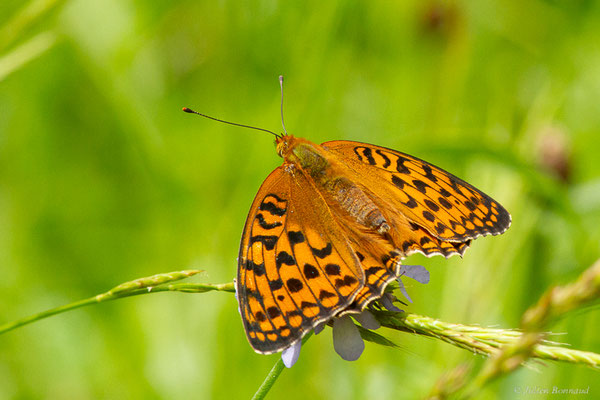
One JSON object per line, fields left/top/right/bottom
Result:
{"left": 276, "top": 140, "right": 288, "bottom": 158}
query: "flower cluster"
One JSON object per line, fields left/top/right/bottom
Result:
{"left": 282, "top": 264, "right": 430, "bottom": 367}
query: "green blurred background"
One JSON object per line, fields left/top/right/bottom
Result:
{"left": 1, "top": 0, "right": 600, "bottom": 398}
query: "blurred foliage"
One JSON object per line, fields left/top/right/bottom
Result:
{"left": 1, "top": 0, "right": 599, "bottom": 398}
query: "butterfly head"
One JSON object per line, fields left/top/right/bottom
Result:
{"left": 275, "top": 134, "right": 295, "bottom": 159}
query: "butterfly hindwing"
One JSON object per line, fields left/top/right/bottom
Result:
{"left": 322, "top": 140, "right": 511, "bottom": 246}
{"left": 237, "top": 166, "right": 366, "bottom": 354}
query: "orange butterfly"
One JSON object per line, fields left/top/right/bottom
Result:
{"left": 235, "top": 135, "right": 510, "bottom": 354}
{"left": 183, "top": 92, "right": 510, "bottom": 356}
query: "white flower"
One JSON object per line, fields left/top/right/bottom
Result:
{"left": 396, "top": 264, "right": 430, "bottom": 303}
{"left": 353, "top": 309, "right": 380, "bottom": 330}
{"left": 397, "top": 276, "right": 413, "bottom": 303}
{"left": 380, "top": 292, "right": 403, "bottom": 312}
{"left": 333, "top": 315, "right": 365, "bottom": 361}
{"left": 281, "top": 310, "right": 379, "bottom": 366}
{"left": 281, "top": 340, "right": 302, "bottom": 368}
{"left": 400, "top": 264, "right": 430, "bottom": 284}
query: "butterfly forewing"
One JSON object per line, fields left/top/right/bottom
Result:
{"left": 237, "top": 166, "right": 366, "bottom": 354}
{"left": 322, "top": 141, "right": 511, "bottom": 244}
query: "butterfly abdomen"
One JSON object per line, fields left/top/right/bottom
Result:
{"left": 322, "top": 176, "right": 390, "bottom": 233}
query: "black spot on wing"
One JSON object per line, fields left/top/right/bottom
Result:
{"left": 362, "top": 147, "right": 377, "bottom": 165}
{"left": 422, "top": 164, "right": 438, "bottom": 182}
{"left": 288, "top": 231, "right": 305, "bottom": 245}
{"left": 439, "top": 197, "right": 453, "bottom": 209}
{"left": 335, "top": 275, "right": 358, "bottom": 288}
{"left": 256, "top": 213, "right": 282, "bottom": 229}
{"left": 246, "top": 260, "right": 266, "bottom": 276}
{"left": 276, "top": 251, "right": 295, "bottom": 269}
{"left": 392, "top": 175, "right": 405, "bottom": 189}
{"left": 440, "top": 188, "right": 452, "bottom": 197}
{"left": 259, "top": 201, "right": 286, "bottom": 217}
{"left": 269, "top": 279, "right": 283, "bottom": 290}
{"left": 396, "top": 156, "right": 410, "bottom": 174}
{"left": 319, "top": 290, "right": 336, "bottom": 300}
{"left": 311, "top": 242, "right": 332, "bottom": 258}
{"left": 303, "top": 263, "right": 320, "bottom": 279}
{"left": 464, "top": 200, "right": 477, "bottom": 211}
{"left": 353, "top": 146, "right": 364, "bottom": 162}
{"left": 422, "top": 210, "right": 435, "bottom": 222}
{"left": 403, "top": 195, "right": 418, "bottom": 209}
{"left": 325, "top": 264, "right": 341, "bottom": 276}
{"left": 376, "top": 149, "right": 391, "bottom": 168}
{"left": 365, "top": 266, "right": 384, "bottom": 277}
{"left": 300, "top": 301, "right": 318, "bottom": 309}
{"left": 267, "top": 306, "right": 281, "bottom": 318}
{"left": 286, "top": 278, "right": 304, "bottom": 293}
{"left": 424, "top": 199, "right": 440, "bottom": 212}
{"left": 286, "top": 309, "right": 303, "bottom": 318}
{"left": 355, "top": 251, "right": 365, "bottom": 262}
{"left": 412, "top": 179, "right": 429, "bottom": 194}
{"left": 435, "top": 222, "right": 448, "bottom": 235}
{"left": 250, "top": 235, "right": 278, "bottom": 251}
{"left": 255, "top": 311, "right": 266, "bottom": 322}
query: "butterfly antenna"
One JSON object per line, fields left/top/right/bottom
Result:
{"left": 279, "top": 75, "right": 288, "bottom": 136}
{"left": 182, "top": 107, "right": 280, "bottom": 139}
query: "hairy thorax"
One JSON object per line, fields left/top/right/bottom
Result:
{"left": 279, "top": 136, "right": 389, "bottom": 234}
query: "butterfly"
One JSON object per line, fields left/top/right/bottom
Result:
{"left": 235, "top": 134, "right": 511, "bottom": 355}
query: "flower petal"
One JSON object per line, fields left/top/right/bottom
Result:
{"left": 380, "top": 293, "right": 403, "bottom": 312}
{"left": 281, "top": 340, "right": 302, "bottom": 368}
{"left": 397, "top": 277, "right": 413, "bottom": 303}
{"left": 333, "top": 315, "right": 364, "bottom": 361}
{"left": 400, "top": 264, "right": 430, "bottom": 284}
{"left": 354, "top": 310, "right": 380, "bottom": 330}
